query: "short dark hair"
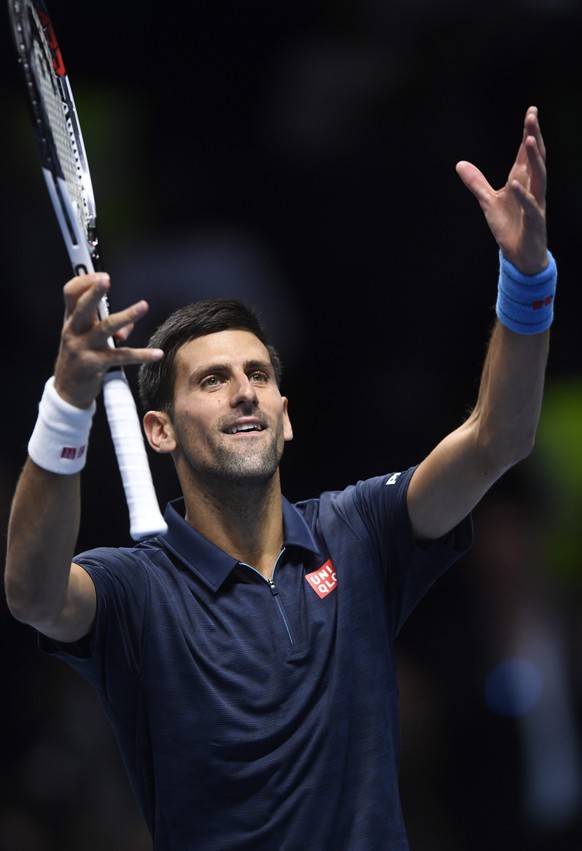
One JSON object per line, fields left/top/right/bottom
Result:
{"left": 138, "top": 298, "right": 283, "bottom": 414}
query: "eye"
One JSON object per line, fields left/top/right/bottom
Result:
{"left": 201, "top": 374, "right": 223, "bottom": 388}
{"left": 249, "top": 370, "right": 269, "bottom": 384}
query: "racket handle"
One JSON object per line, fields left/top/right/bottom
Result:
{"left": 102, "top": 370, "right": 168, "bottom": 540}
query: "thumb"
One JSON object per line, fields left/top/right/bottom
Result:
{"left": 455, "top": 161, "right": 492, "bottom": 204}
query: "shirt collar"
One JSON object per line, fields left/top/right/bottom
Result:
{"left": 159, "top": 497, "right": 322, "bottom": 592}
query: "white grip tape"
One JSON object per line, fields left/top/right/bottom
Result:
{"left": 102, "top": 370, "right": 168, "bottom": 540}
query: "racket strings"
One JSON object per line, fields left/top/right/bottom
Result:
{"left": 28, "top": 5, "right": 90, "bottom": 238}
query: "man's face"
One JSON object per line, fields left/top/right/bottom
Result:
{"left": 161, "top": 329, "right": 293, "bottom": 485}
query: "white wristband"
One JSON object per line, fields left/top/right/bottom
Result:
{"left": 28, "top": 377, "right": 96, "bottom": 474}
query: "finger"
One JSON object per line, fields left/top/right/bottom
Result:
{"left": 524, "top": 135, "right": 547, "bottom": 204}
{"left": 113, "top": 322, "right": 135, "bottom": 343}
{"left": 63, "top": 273, "right": 109, "bottom": 319}
{"left": 98, "top": 300, "right": 151, "bottom": 344}
{"left": 70, "top": 295, "right": 150, "bottom": 349}
{"left": 524, "top": 105, "right": 546, "bottom": 162}
{"left": 66, "top": 277, "right": 112, "bottom": 336}
{"left": 512, "top": 105, "right": 540, "bottom": 171}
{"left": 455, "top": 160, "right": 494, "bottom": 204}
{"left": 509, "top": 179, "right": 545, "bottom": 224}
{"left": 97, "top": 344, "right": 164, "bottom": 368}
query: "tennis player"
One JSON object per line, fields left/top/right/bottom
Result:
{"left": 5, "top": 105, "right": 556, "bottom": 850}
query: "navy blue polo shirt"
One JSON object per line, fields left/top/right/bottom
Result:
{"left": 41, "top": 467, "right": 472, "bottom": 851}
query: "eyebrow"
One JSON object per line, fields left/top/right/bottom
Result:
{"left": 189, "top": 359, "right": 274, "bottom": 383}
{"left": 244, "top": 359, "right": 275, "bottom": 374}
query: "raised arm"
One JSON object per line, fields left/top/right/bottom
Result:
{"left": 408, "top": 106, "right": 554, "bottom": 541}
{"left": 4, "top": 274, "right": 163, "bottom": 642}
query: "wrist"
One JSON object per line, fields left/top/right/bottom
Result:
{"left": 496, "top": 250, "right": 557, "bottom": 335}
{"left": 28, "top": 377, "right": 96, "bottom": 474}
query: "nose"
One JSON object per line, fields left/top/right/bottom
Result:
{"left": 231, "top": 373, "right": 258, "bottom": 408}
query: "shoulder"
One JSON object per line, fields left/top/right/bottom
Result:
{"left": 292, "top": 468, "right": 416, "bottom": 536}
{"left": 73, "top": 537, "right": 171, "bottom": 593}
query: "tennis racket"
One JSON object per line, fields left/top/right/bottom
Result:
{"left": 8, "top": 0, "right": 168, "bottom": 540}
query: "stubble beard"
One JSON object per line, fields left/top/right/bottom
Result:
{"left": 182, "top": 428, "right": 285, "bottom": 499}
{"left": 209, "top": 437, "right": 283, "bottom": 485}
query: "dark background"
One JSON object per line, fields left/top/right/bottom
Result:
{"left": 1, "top": 0, "right": 582, "bottom": 848}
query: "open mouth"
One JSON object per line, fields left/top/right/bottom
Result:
{"left": 225, "top": 423, "right": 265, "bottom": 435}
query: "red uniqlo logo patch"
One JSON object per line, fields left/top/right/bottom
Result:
{"left": 305, "top": 560, "right": 337, "bottom": 598}
{"left": 532, "top": 295, "right": 553, "bottom": 310}
{"left": 61, "top": 445, "right": 86, "bottom": 460}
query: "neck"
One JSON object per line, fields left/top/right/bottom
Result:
{"left": 182, "top": 473, "right": 285, "bottom": 579}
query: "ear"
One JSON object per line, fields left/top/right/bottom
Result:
{"left": 282, "top": 396, "right": 293, "bottom": 442}
{"left": 143, "top": 410, "right": 177, "bottom": 454}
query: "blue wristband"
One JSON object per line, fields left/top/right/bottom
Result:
{"left": 496, "top": 250, "right": 557, "bottom": 335}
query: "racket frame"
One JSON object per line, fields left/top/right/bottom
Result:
{"left": 9, "top": 0, "right": 167, "bottom": 539}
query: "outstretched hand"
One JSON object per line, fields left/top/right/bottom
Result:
{"left": 54, "top": 273, "right": 163, "bottom": 410}
{"left": 456, "top": 105, "right": 548, "bottom": 275}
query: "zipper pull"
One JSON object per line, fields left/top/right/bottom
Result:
{"left": 267, "top": 578, "right": 278, "bottom": 596}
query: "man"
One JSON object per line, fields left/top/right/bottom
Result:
{"left": 5, "top": 106, "right": 556, "bottom": 850}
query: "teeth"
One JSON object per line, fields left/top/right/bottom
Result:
{"left": 229, "top": 424, "right": 262, "bottom": 434}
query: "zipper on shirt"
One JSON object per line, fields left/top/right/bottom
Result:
{"left": 241, "top": 548, "right": 295, "bottom": 645}
{"left": 266, "top": 577, "right": 295, "bottom": 644}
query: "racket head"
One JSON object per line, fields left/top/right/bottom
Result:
{"left": 9, "top": 0, "right": 101, "bottom": 274}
